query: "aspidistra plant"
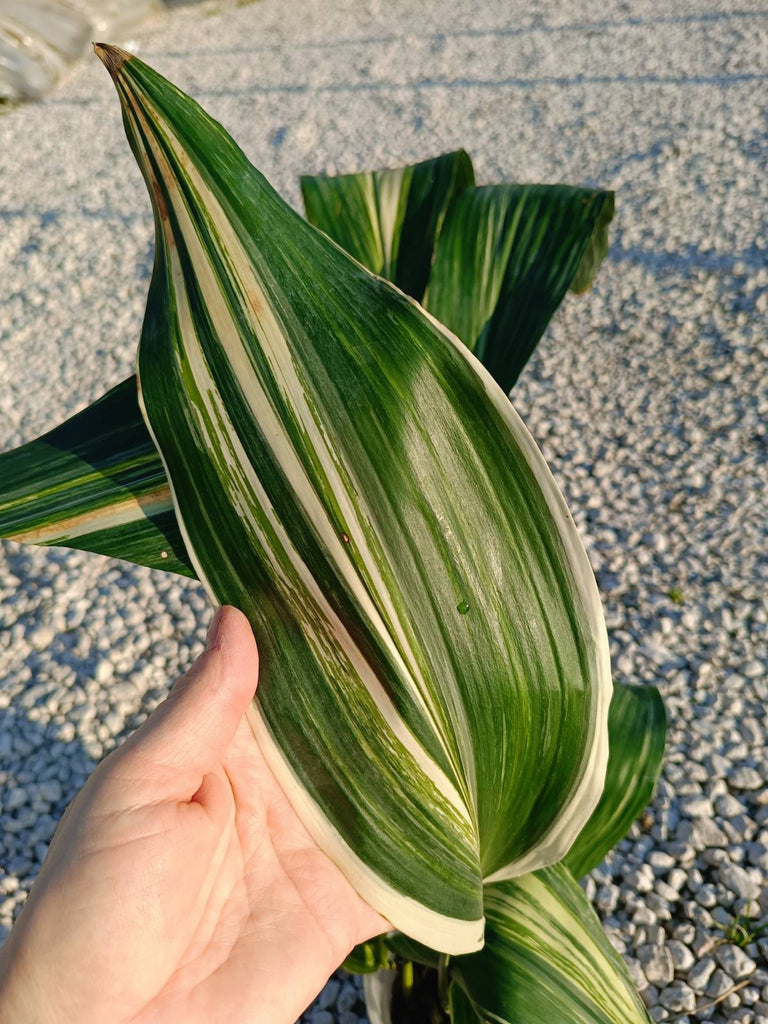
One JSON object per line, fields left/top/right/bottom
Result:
{"left": 0, "top": 44, "right": 665, "bottom": 1023}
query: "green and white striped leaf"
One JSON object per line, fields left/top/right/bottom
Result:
{"left": 97, "top": 43, "right": 612, "bottom": 952}
{"left": 0, "top": 377, "right": 193, "bottom": 577}
{"left": 425, "top": 185, "right": 615, "bottom": 393}
{"left": 303, "top": 159, "right": 613, "bottom": 395}
{"left": 564, "top": 682, "right": 666, "bottom": 880}
{"left": 301, "top": 150, "right": 474, "bottom": 302}
{"left": 449, "top": 865, "right": 651, "bottom": 1023}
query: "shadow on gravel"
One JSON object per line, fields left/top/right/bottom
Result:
{"left": 0, "top": 703, "right": 97, "bottom": 938}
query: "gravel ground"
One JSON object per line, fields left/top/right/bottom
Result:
{"left": 1, "top": 0, "right": 767, "bottom": 1021}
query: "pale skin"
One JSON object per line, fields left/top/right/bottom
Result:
{"left": 0, "top": 607, "right": 388, "bottom": 1024}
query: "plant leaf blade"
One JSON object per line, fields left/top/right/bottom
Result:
{"left": 450, "top": 865, "right": 651, "bottom": 1023}
{"left": 101, "top": 45, "right": 612, "bottom": 952}
{"left": 0, "top": 377, "right": 194, "bottom": 577}
{"left": 425, "top": 185, "right": 615, "bottom": 392}
{"left": 564, "top": 682, "right": 666, "bottom": 880}
{"left": 301, "top": 150, "right": 474, "bottom": 301}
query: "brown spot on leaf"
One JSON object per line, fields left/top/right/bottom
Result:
{"left": 151, "top": 178, "right": 169, "bottom": 222}
{"left": 93, "top": 43, "right": 134, "bottom": 80}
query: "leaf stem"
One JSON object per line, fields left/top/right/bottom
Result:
{"left": 401, "top": 960, "right": 414, "bottom": 999}
{"left": 437, "top": 954, "right": 450, "bottom": 1013}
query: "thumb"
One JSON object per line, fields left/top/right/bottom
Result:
{"left": 116, "top": 605, "right": 259, "bottom": 795}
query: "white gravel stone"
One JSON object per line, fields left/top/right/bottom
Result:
{"left": 707, "top": 970, "right": 737, "bottom": 999}
{"left": 337, "top": 984, "right": 358, "bottom": 1013}
{"left": 689, "top": 957, "right": 717, "bottom": 993}
{"left": 638, "top": 945, "right": 676, "bottom": 987}
{"left": 718, "top": 864, "right": 761, "bottom": 900}
{"left": 642, "top": 984, "right": 660, "bottom": 1009}
{"left": 94, "top": 659, "right": 114, "bottom": 684}
{"left": 729, "top": 769, "right": 763, "bottom": 792}
{"left": 668, "top": 941, "right": 695, "bottom": 972}
{"left": 716, "top": 945, "right": 757, "bottom": 981}
{"left": 319, "top": 981, "right": 340, "bottom": 1010}
{"left": 596, "top": 884, "right": 620, "bottom": 914}
{"left": 659, "top": 983, "right": 696, "bottom": 1013}
{"left": 680, "top": 796, "right": 714, "bottom": 818}
{"left": 691, "top": 820, "right": 729, "bottom": 850}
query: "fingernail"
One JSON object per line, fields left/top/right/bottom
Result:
{"left": 205, "top": 606, "right": 225, "bottom": 651}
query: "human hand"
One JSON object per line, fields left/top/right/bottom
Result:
{"left": 0, "top": 607, "right": 387, "bottom": 1024}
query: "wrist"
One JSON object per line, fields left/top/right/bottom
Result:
{"left": 0, "top": 932, "right": 58, "bottom": 1024}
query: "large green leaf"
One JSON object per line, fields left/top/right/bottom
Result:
{"left": 425, "top": 186, "right": 615, "bottom": 393}
{"left": 0, "top": 377, "right": 193, "bottom": 577}
{"left": 301, "top": 150, "right": 474, "bottom": 303}
{"left": 95, "top": 43, "right": 612, "bottom": 952}
{"left": 564, "top": 682, "right": 666, "bottom": 880}
{"left": 450, "top": 866, "right": 651, "bottom": 1023}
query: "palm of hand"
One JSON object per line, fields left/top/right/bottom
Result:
{"left": 0, "top": 609, "right": 387, "bottom": 1024}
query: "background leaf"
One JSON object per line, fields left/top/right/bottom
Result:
{"left": 448, "top": 982, "right": 480, "bottom": 1023}
{"left": 384, "top": 931, "right": 441, "bottom": 970}
{"left": 0, "top": 377, "right": 193, "bottom": 577}
{"left": 301, "top": 150, "right": 474, "bottom": 302}
{"left": 569, "top": 192, "right": 615, "bottom": 295}
{"left": 564, "top": 682, "right": 666, "bottom": 880}
{"left": 343, "top": 936, "right": 393, "bottom": 974}
{"left": 425, "top": 185, "right": 614, "bottom": 393}
{"left": 450, "top": 865, "right": 651, "bottom": 1024}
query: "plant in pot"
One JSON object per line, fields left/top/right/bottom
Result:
{"left": 0, "top": 45, "right": 665, "bottom": 1024}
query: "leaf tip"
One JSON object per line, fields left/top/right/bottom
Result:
{"left": 93, "top": 42, "right": 134, "bottom": 79}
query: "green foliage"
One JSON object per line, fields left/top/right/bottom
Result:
{"left": 301, "top": 150, "right": 474, "bottom": 302}
{"left": 343, "top": 936, "right": 393, "bottom": 975}
{"left": 304, "top": 159, "right": 614, "bottom": 395}
{"left": 564, "top": 682, "right": 667, "bottom": 880}
{"left": 0, "top": 378, "right": 190, "bottom": 576}
{"left": 0, "top": 41, "right": 665, "bottom": 1024}
{"left": 448, "top": 867, "right": 651, "bottom": 1024}
{"left": 715, "top": 914, "right": 768, "bottom": 949}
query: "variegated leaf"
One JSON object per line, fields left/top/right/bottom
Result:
{"left": 564, "top": 682, "right": 666, "bottom": 880}
{"left": 425, "top": 185, "right": 615, "bottom": 392}
{"left": 0, "top": 377, "right": 193, "bottom": 577}
{"left": 450, "top": 865, "right": 651, "bottom": 1023}
{"left": 301, "top": 150, "right": 474, "bottom": 302}
{"left": 97, "top": 43, "right": 611, "bottom": 952}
